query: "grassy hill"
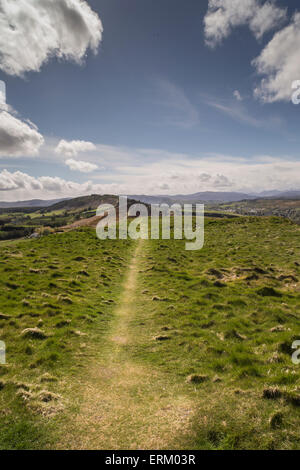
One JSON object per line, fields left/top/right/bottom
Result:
{"left": 0, "top": 216, "right": 299, "bottom": 449}
{"left": 47, "top": 194, "right": 140, "bottom": 212}
{"left": 0, "top": 195, "right": 146, "bottom": 240}
{"left": 217, "top": 198, "right": 300, "bottom": 224}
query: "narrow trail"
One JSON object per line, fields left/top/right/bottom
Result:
{"left": 60, "top": 239, "right": 194, "bottom": 450}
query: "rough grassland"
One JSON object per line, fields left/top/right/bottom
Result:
{"left": 131, "top": 217, "right": 300, "bottom": 449}
{"left": 0, "top": 229, "right": 133, "bottom": 449}
{"left": 0, "top": 217, "right": 300, "bottom": 449}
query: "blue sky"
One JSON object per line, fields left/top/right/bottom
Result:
{"left": 0, "top": 0, "right": 300, "bottom": 200}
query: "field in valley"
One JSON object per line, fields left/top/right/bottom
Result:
{"left": 0, "top": 216, "right": 299, "bottom": 449}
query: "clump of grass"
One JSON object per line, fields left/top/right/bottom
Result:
{"left": 37, "top": 390, "right": 60, "bottom": 403}
{"left": 153, "top": 335, "right": 170, "bottom": 341}
{"left": 55, "top": 320, "right": 71, "bottom": 328}
{"left": 270, "top": 325, "right": 285, "bottom": 333}
{"left": 21, "top": 328, "right": 47, "bottom": 340}
{"left": 0, "top": 313, "right": 10, "bottom": 320}
{"left": 40, "top": 373, "right": 57, "bottom": 383}
{"left": 186, "top": 374, "right": 209, "bottom": 384}
{"left": 16, "top": 389, "right": 33, "bottom": 401}
{"left": 263, "top": 387, "right": 282, "bottom": 400}
{"left": 268, "top": 352, "right": 284, "bottom": 363}
{"left": 269, "top": 411, "right": 284, "bottom": 429}
{"left": 77, "top": 270, "right": 89, "bottom": 277}
{"left": 257, "top": 287, "right": 282, "bottom": 297}
{"left": 284, "top": 391, "right": 300, "bottom": 407}
{"left": 57, "top": 295, "right": 73, "bottom": 304}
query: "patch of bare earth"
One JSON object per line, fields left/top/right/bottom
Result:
{"left": 58, "top": 240, "right": 194, "bottom": 450}
{"left": 61, "top": 215, "right": 103, "bottom": 231}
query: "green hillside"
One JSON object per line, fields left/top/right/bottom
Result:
{"left": 0, "top": 216, "right": 299, "bottom": 449}
{"left": 47, "top": 194, "right": 141, "bottom": 212}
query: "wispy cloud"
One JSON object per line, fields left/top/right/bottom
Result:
{"left": 206, "top": 99, "right": 262, "bottom": 128}
{"left": 204, "top": 95, "right": 283, "bottom": 130}
{"left": 233, "top": 90, "right": 243, "bottom": 101}
{"left": 153, "top": 78, "right": 200, "bottom": 129}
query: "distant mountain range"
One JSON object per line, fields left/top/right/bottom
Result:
{"left": 1, "top": 190, "right": 300, "bottom": 209}
{"left": 267, "top": 191, "right": 300, "bottom": 199}
{"left": 131, "top": 191, "right": 300, "bottom": 204}
{"left": 130, "top": 192, "right": 254, "bottom": 204}
{"left": 0, "top": 198, "right": 69, "bottom": 209}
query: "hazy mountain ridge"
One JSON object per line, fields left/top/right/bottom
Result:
{"left": 0, "top": 198, "right": 69, "bottom": 209}
{"left": 130, "top": 190, "right": 300, "bottom": 204}
{"left": 1, "top": 190, "right": 300, "bottom": 210}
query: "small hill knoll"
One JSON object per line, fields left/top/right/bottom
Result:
{"left": 46, "top": 194, "right": 141, "bottom": 212}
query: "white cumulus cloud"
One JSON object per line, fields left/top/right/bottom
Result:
{"left": 0, "top": 0, "right": 103, "bottom": 77}
{"left": 0, "top": 110, "right": 44, "bottom": 157}
{"left": 65, "top": 158, "right": 98, "bottom": 173}
{"left": 0, "top": 169, "right": 94, "bottom": 194}
{"left": 204, "top": 0, "right": 286, "bottom": 47}
{"left": 0, "top": 169, "right": 42, "bottom": 191}
{"left": 253, "top": 12, "right": 300, "bottom": 102}
{"left": 55, "top": 139, "right": 96, "bottom": 157}
{"left": 3, "top": 150, "right": 300, "bottom": 201}
{"left": 0, "top": 80, "right": 44, "bottom": 157}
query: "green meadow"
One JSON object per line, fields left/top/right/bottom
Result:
{"left": 0, "top": 216, "right": 299, "bottom": 449}
{"left": 0, "top": 229, "right": 133, "bottom": 449}
{"left": 132, "top": 216, "right": 300, "bottom": 449}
